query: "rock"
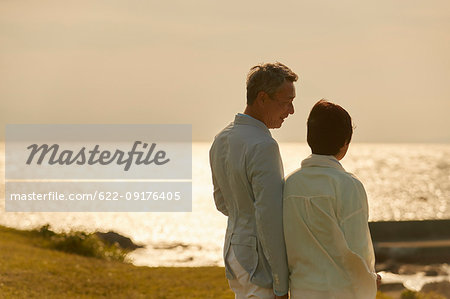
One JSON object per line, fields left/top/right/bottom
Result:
{"left": 395, "top": 264, "right": 447, "bottom": 276}
{"left": 370, "top": 220, "right": 450, "bottom": 242}
{"left": 177, "top": 256, "right": 194, "bottom": 263}
{"left": 398, "top": 264, "right": 427, "bottom": 275}
{"left": 376, "top": 259, "right": 400, "bottom": 273}
{"left": 424, "top": 265, "right": 448, "bottom": 277}
{"left": 95, "top": 231, "right": 144, "bottom": 250}
{"left": 153, "top": 243, "right": 202, "bottom": 250}
{"left": 421, "top": 280, "right": 450, "bottom": 297}
{"left": 374, "top": 245, "right": 450, "bottom": 264}
{"left": 424, "top": 269, "right": 439, "bottom": 277}
{"left": 374, "top": 246, "right": 391, "bottom": 263}
{"left": 153, "top": 243, "right": 190, "bottom": 250}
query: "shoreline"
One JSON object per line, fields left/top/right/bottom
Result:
{"left": 1, "top": 224, "right": 449, "bottom": 298}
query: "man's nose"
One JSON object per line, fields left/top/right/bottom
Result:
{"left": 288, "top": 103, "right": 294, "bottom": 115}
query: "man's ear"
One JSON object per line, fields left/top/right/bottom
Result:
{"left": 255, "top": 91, "right": 268, "bottom": 107}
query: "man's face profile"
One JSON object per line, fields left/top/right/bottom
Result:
{"left": 263, "top": 81, "right": 296, "bottom": 129}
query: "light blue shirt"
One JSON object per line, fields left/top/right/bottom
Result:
{"left": 283, "top": 154, "right": 377, "bottom": 298}
{"left": 210, "top": 113, "right": 289, "bottom": 295}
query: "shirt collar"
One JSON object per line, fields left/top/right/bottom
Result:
{"left": 301, "top": 154, "right": 345, "bottom": 172}
{"left": 234, "top": 113, "right": 271, "bottom": 136}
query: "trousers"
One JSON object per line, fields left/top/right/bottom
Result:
{"left": 226, "top": 246, "right": 275, "bottom": 299}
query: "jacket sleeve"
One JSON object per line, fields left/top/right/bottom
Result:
{"left": 335, "top": 178, "right": 378, "bottom": 296}
{"left": 209, "top": 143, "right": 229, "bottom": 216}
{"left": 212, "top": 171, "right": 229, "bottom": 216}
{"left": 248, "top": 140, "right": 288, "bottom": 295}
{"left": 339, "top": 177, "right": 375, "bottom": 273}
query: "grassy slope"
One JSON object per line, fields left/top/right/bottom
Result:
{"left": 4, "top": 225, "right": 439, "bottom": 299}
{"left": 0, "top": 226, "right": 233, "bottom": 298}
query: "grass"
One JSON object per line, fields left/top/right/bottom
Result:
{"left": 0, "top": 225, "right": 233, "bottom": 298}
{"left": 0, "top": 225, "right": 446, "bottom": 298}
{"left": 400, "top": 290, "right": 446, "bottom": 299}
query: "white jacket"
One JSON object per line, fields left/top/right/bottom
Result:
{"left": 283, "top": 154, "right": 377, "bottom": 299}
{"left": 210, "top": 113, "right": 289, "bottom": 295}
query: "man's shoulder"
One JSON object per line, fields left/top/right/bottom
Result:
{"left": 212, "top": 121, "right": 234, "bottom": 140}
{"left": 214, "top": 122, "right": 276, "bottom": 146}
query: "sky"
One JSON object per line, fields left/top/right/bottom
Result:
{"left": 1, "top": 0, "right": 449, "bottom": 143}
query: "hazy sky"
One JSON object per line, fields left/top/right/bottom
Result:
{"left": 1, "top": 0, "right": 449, "bottom": 142}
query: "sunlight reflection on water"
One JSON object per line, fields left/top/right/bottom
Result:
{"left": 1, "top": 142, "right": 449, "bottom": 267}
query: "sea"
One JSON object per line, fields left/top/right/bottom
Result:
{"left": 1, "top": 142, "right": 450, "bottom": 290}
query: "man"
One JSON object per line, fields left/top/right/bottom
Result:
{"left": 209, "top": 62, "right": 298, "bottom": 299}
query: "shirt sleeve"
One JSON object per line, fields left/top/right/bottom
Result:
{"left": 248, "top": 140, "right": 288, "bottom": 295}
{"left": 339, "top": 177, "right": 375, "bottom": 273}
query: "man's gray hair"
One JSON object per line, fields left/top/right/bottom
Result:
{"left": 246, "top": 62, "right": 298, "bottom": 105}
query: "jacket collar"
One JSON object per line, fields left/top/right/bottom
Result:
{"left": 301, "top": 154, "right": 345, "bottom": 172}
{"left": 234, "top": 113, "right": 271, "bottom": 136}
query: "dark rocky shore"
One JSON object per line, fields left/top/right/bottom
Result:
{"left": 95, "top": 221, "right": 450, "bottom": 298}
{"left": 95, "top": 231, "right": 144, "bottom": 250}
{"left": 370, "top": 220, "right": 450, "bottom": 265}
{"left": 370, "top": 220, "right": 450, "bottom": 298}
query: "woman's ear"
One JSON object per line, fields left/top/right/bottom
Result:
{"left": 336, "top": 142, "right": 350, "bottom": 160}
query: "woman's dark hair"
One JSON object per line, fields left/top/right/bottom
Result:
{"left": 307, "top": 99, "right": 353, "bottom": 155}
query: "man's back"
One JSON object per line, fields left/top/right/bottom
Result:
{"left": 210, "top": 114, "right": 289, "bottom": 295}
{"left": 209, "top": 62, "right": 297, "bottom": 298}
{"left": 210, "top": 114, "right": 279, "bottom": 220}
